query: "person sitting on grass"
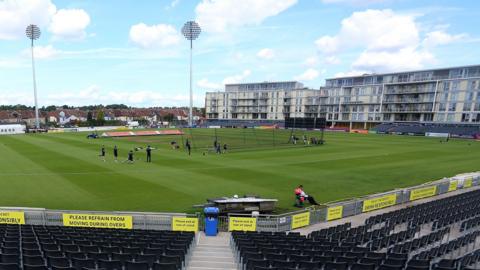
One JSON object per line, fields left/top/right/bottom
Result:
{"left": 124, "top": 150, "right": 134, "bottom": 164}
{"left": 294, "top": 185, "right": 319, "bottom": 207}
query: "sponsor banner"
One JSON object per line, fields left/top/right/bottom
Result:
{"left": 410, "top": 186, "right": 437, "bottom": 201}
{"left": 448, "top": 181, "right": 458, "bottom": 192}
{"left": 0, "top": 211, "right": 25, "bottom": 224}
{"left": 172, "top": 217, "right": 198, "bottom": 232}
{"left": 464, "top": 178, "right": 473, "bottom": 188}
{"left": 327, "top": 206, "right": 343, "bottom": 221}
{"left": 425, "top": 132, "right": 449, "bottom": 138}
{"left": 63, "top": 214, "right": 133, "bottom": 229}
{"left": 228, "top": 217, "right": 257, "bottom": 232}
{"left": 362, "top": 194, "right": 397, "bottom": 212}
{"left": 291, "top": 212, "right": 310, "bottom": 229}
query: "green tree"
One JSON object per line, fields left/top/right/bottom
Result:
{"left": 96, "top": 111, "right": 105, "bottom": 126}
{"left": 164, "top": 113, "right": 175, "bottom": 123}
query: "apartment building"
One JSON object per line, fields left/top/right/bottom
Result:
{"left": 322, "top": 65, "right": 480, "bottom": 128}
{"left": 205, "top": 81, "right": 320, "bottom": 121}
{"left": 205, "top": 65, "right": 480, "bottom": 128}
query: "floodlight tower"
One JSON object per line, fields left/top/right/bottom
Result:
{"left": 26, "top": 24, "right": 41, "bottom": 129}
{"left": 181, "top": 21, "right": 201, "bottom": 127}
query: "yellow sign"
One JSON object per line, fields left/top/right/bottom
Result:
{"left": 228, "top": 217, "right": 257, "bottom": 232}
{"left": 0, "top": 211, "right": 25, "bottom": 224}
{"left": 63, "top": 214, "right": 133, "bottom": 229}
{"left": 448, "top": 181, "right": 458, "bottom": 192}
{"left": 291, "top": 212, "right": 310, "bottom": 229}
{"left": 327, "top": 206, "right": 343, "bottom": 221}
{"left": 410, "top": 186, "right": 437, "bottom": 201}
{"left": 362, "top": 194, "right": 397, "bottom": 212}
{"left": 464, "top": 178, "right": 473, "bottom": 188}
{"left": 172, "top": 217, "right": 198, "bottom": 232}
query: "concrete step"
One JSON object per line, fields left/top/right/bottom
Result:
{"left": 188, "top": 261, "right": 237, "bottom": 268}
{"left": 192, "top": 251, "right": 235, "bottom": 257}
{"left": 187, "top": 267, "right": 237, "bottom": 270}
{"left": 190, "top": 256, "right": 235, "bottom": 263}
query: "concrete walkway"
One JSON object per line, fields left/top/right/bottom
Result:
{"left": 187, "top": 232, "right": 237, "bottom": 270}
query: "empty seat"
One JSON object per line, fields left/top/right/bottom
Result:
{"left": 125, "top": 261, "right": 149, "bottom": 270}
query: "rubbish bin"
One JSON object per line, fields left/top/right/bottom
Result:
{"left": 204, "top": 207, "right": 219, "bottom": 236}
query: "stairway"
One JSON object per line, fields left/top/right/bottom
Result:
{"left": 187, "top": 232, "right": 237, "bottom": 270}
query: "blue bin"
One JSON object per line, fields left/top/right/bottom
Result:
{"left": 204, "top": 207, "right": 219, "bottom": 236}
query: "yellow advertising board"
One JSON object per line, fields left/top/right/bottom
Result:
{"left": 0, "top": 211, "right": 25, "bottom": 224}
{"left": 464, "top": 178, "right": 473, "bottom": 188}
{"left": 410, "top": 186, "right": 437, "bottom": 201}
{"left": 362, "top": 194, "right": 397, "bottom": 212}
{"left": 228, "top": 217, "right": 257, "bottom": 232}
{"left": 291, "top": 212, "right": 310, "bottom": 229}
{"left": 327, "top": 206, "right": 343, "bottom": 221}
{"left": 63, "top": 213, "right": 133, "bottom": 229}
{"left": 172, "top": 217, "right": 198, "bottom": 232}
{"left": 448, "top": 181, "right": 458, "bottom": 192}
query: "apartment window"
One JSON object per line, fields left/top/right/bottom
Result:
{"left": 443, "top": 82, "right": 450, "bottom": 91}
{"left": 452, "top": 81, "right": 460, "bottom": 91}
{"left": 439, "top": 103, "right": 447, "bottom": 111}
{"left": 435, "top": 113, "right": 445, "bottom": 122}
{"left": 450, "top": 92, "right": 458, "bottom": 102}
{"left": 446, "top": 113, "right": 455, "bottom": 122}
{"left": 461, "top": 114, "right": 470, "bottom": 122}
{"left": 448, "top": 103, "right": 457, "bottom": 112}
{"left": 466, "top": 92, "right": 475, "bottom": 102}
{"left": 424, "top": 114, "right": 433, "bottom": 121}
{"left": 463, "top": 103, "right": 472, "bottom": 111}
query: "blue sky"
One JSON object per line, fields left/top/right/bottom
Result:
{"left": 0, "top": 0, "right": 479, "bottom": 107}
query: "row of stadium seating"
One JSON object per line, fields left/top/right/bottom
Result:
{"left": 232, "top": 188, "right": 480, "bottom": 270}
{"left": 372, "top": 123, "right": 480, "bottom": 137}
{"left": 0, "top": 225, "right": 195, "bottom": 270}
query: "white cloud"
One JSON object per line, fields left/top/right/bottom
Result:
{"left": 195, "top": 0, "right": 297, "bottom": 33}
{"left": 48, "top": 9, "right": 90, "bottom": 40}
{"left": 223, "top": 69, "right": 251, "bottom": 84}
{"left": 197, "top": 78, "right": 221, "bottom": 89}
{"left": 321, "top": 0, "right": 389, "bottom": 4}
{"left": 423, "top": 30, "right": 468, "bottom": 48}
{"left": 315, "top": 9, "right": 466, "bottom": 74}
{"left": 316, "top": 9, "right": 419, "bottom": 54}
{"left": 129, "top": 23, "right": 181, "bottom": 49}
{"left": 42, "top": 86, "right": 204, "bottom": 107}
{"left": 0, "top": 0, "right": 56, "bottom": 40}
{"left": 352, "top": 47, "right": 435, "bottom": 72}
{"left": 304, "top": 56, "right": 318, "bottom": 67}
{"left": 256, "top": 48, "right": 275, "bottom": 60}
{"left": 294, "top": 68, "right": 321, "bottom": 81}
{"left": 22, "top": 45, "right": 59, "bottom": 59}
{"left": 170, "top": 0, "right": 180, "bottom": 8}
{"left": 0, "top": 0, "right": 90, "bottom": 41}
{"left": 334, "top": 70, "right": 369, "bottom": 77}
{"left": 324, "top": 55, "right": 341, "bottom": 65}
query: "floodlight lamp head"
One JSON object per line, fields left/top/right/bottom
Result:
{"left": 182, "top": 21, "right": 201, "bottom": 41}
{"left": 26, "top": 24, "right": 41, "bottom": 40}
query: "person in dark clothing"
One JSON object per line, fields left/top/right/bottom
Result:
{"left": 216, "top": 144, "right": 221, "bottom": 154}
{"left": 146, "top": 145, "right": 152, "bottom": 163}
{"left": 126, "top": 150, "right": 134, "bottom": 164}
{"left": 113, "top": 145, "right": 118, "bottom": 162}
{"left": 99, "top": 145, "right": 106, "bottom": 162}
{"left": 185, "top": 139, "right": 191, "bottom": 156}
{"left": 223, "top": 143, "right": 228, "bottom": 153}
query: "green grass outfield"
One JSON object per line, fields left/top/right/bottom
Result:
{"left": 0, "top": 129, "right": 478, "bottom": 213}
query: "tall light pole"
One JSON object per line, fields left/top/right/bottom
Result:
{"left": 26, "top": 24, "right": 41, "bottom": 129}
{"left": 181, "top": 21, "right": 201, "bottom": 127}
